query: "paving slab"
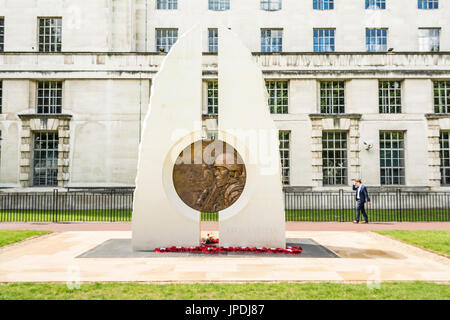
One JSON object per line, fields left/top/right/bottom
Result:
{"left": 0, "top": 231, "right": 449, "bottom": 283}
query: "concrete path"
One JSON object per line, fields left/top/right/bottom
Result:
{"left": 1, "top": 222, "right": 450, "bottom": 232}
{"left": 0, "top": 231, "right": 449, "bottom": 283}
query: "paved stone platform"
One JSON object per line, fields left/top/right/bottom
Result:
{"left": 0, "top": 231, "right": 449, "bottom": 282}
{"left": 76, "top": 238, "right": 339, "bottom": 259}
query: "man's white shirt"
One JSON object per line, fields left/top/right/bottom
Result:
{"left": 357, "top": 185, "right": 362, "bottom": 200}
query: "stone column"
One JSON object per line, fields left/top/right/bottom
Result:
{"left": 348, "top": 118, "right": 361, "bottom": 181}
{"left": 19, "top": 119, "right": 32, "bottom": 187}
{"left": 310, "top": 118, "right": 323, "bottom": 187}
{"left": 425, "top": 115, "right": 442, "bottom": 188}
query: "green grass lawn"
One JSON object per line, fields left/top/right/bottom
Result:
{"left": 0, "top": 230, "right": 52, "bottom": 248}
{"left": 374, "top": 230, "right": 450, "bottom": 256}
{"left": 0, "top": 282, "right": 449, "bottom": 300}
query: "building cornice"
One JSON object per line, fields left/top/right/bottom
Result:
{"left": 309, "top": 113, "right": 362, "bottom": 120}
{"left": 17, "top": 113, "right": 73, "bottom": 120}
{"left": 425, "top": 113, "right": 450, "bottom": 120}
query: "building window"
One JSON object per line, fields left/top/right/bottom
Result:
{"left": 33, "top": 132, "right": 58, "bottom": 187}
{"left": 322, "top": 132, "right": 347, "bottom": 185}
{"left": 419, "top": 28, "right": 440, "bottom": 52}
{"left": 379, "top": 81, "right": 402, "bottom": 114}
{"left": 156, "top": 0, "right": 177, "bottom": 9}
{"left": 37, "top": 81, "right": 62, "bottom": 114}
{"left": 205, "top": 130, "right": 218, "bottom": 140}
{"left": 261, "top": 29, "right": 283, "bottom": 52}
{"left": 313, "top": 28, "right": 335, "bottom": 52}
{"left": 380, "top": 131, "right": 405, "bottom": 185}
{"left": 320, "top": 81, "right": 345, "bottom": 114}
{"left": 440, "top": 131, "right": 450, "bottom": 185}
{"left": 208, "top": 28, "right": 218, "bottom": 53}
{"left": 266, "top": 81, "right": 288, "bottom": 114}
{"left": 261, "top": 0, "right": 282, "bottom": 10}
{"left": 418, "top": 0, "right": 438, "bottom": 9}
{"left": 156, "top": 28, "right": 178, "bottom": 52}
{"left": 434, "top": 81, "right": 450, "bottom": 113}
{"left": 366, "top": 28, "right": 387, "bottom": 52}
{"left": 207, "top": 81, "right": 218, "bottom": 115}
{"left": 279, "top": 131, "right": 290, "bottom": 185}
{"left": 38, "top": 18, "right": 62, "bottom": 52}
{"left": 365, "top": 0, "right": 386, "bottom": 9}
{"left": 209, "top": 0, "right": 230, "bottom": 10}
{"left": 313, "top": 0, "right": 334, "bottom": 10}
{"left": 0, "top": 18, "right": 4, "bottom": 52}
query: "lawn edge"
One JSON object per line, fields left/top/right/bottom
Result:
{"left": 0, "top": 230, "right": 54, "bottom": 251}
{"left": 372, "top": 230, "right": 450, "bottom": 259}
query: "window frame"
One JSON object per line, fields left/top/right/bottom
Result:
{"left": 365, "top": 0, "right": 386, "bottom": 10}
{"left": 155, "top": 28, "right": 178, "bottom": 53}
{"left": 418, "top": 28, "right": 440, "bottom": 52}
{"left": 38, "top": 17, "right": 62, "bottom": 53}
{"left": 261, "top": 0, "right": 282, "bottom": 11}
{"left": 261, "top": 28, "right": 283, "bottom": 53}
{"left": 379, "top": 131, "right": 406, "bottom": 186}
{"left": 206, "top": 80, "right": 219, "bottom": 115}
{"left": 418, "top": 0, "right": 438, "bottom": 9}
{"left": 313, "top": 0, "right": 334, "bottom": 10}
{"left": 313, "top": 28, "right": 335, "bottom": 52}
{"left": 266, "top": 80, "right": 289, "bottom": 114}
{"left": 319, "top": 80, "right": 345, "bottom": 114}
{"left": 440, "top": 131, "right": 450, "bottom": 185}
{"left": 279, "top": 130, "right": 291, "bottom": 186}
{"left": 322, "top": 131, "right": 348, "bottom": 186}
{"left": 0, "top": 17, "right": 4, "bottom": 52}
{"left": 208, "top": 28, "right": 218, "bottom": 53}
{"left": 32, "top": 131, "right": 59, "bottom": 187}
{"left": 366, "top": 28, "right": 388, "bottom": 52}
{"left": 434, "top": 81, "right": 450, "bottom": 114}
{"left": 208, "top": 0, "right": 230, "bottom": 11}
{"left": 379, "top": 80, "right": 402, "bottom": 114}
{"left": 36, "top": 80, "right": 63, "bottom": 114}
{"left": 156, "top": 0, "right": 178, "bottom": 10}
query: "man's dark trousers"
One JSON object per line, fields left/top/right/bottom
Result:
{"left": 356, "top": 200, "right": 368, "bottom": 223}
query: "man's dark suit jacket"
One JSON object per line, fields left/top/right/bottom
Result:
{"left": 352, "top": 184, "right": 371, "bottom": 203}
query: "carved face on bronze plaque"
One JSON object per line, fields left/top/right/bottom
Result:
{"left": 173, "top": 140, "right": 246, "bottom": 213}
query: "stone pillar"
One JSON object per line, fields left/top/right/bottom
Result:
{"left": 19, "top": 119, "right": 32, "bottom": 187}
{"left": 310, "top": 118, "right": 323, "bottom": 187}
{"left": 425, "top": 115, "right": 442, "bottom": 187}
{"left": 57, "top": 119, "right": 71, "bottom": 187}
{"left": 348, "top": 118, "right": 361, "bottom": 181}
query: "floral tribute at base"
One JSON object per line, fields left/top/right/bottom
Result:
{"left": 154, "top": 243, "right": 302, "bottom": 255}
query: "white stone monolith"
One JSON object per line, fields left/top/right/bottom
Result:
{"left": 132, "top": 25, "right": 202, "bottom": 250}
{"left": 218, "top": 28, "right": 286, "bottom": 248}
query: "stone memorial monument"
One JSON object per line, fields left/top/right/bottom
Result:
{"left": 132, "top": 25, "right": 285, "bottom": 251}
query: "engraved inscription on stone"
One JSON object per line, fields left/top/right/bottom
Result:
{"left": 173, "top": 140, "right": 246, "bottom": 212}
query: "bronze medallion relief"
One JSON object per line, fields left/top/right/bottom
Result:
{"left": 173, "top": 140, "right": 246, "bottom": 212}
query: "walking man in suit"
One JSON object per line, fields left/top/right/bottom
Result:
{"left": 352, "top": 179, "right": 371, "bottom": 224}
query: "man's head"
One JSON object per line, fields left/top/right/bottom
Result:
{"left": 213, "top": 153, "right": 239, "bottom": 187}
{"left": 355, "top": 178, "right": 362, "bottom": 186}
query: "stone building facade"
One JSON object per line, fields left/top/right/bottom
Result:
{"left": 0, "top": 0, "right": 450, "bottom": 191}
